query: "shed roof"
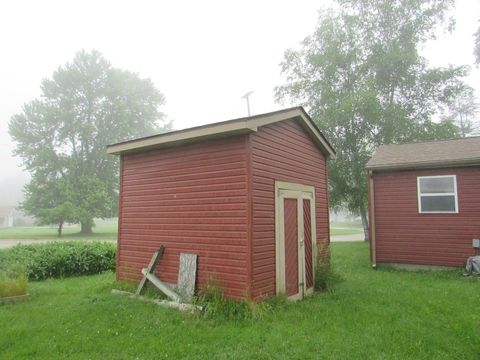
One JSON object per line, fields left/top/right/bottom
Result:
{"left": 106, "top": 107, "right": 336, "bottom": 158}
{"left": 367, "top": 136, "right": 480, "bottom": 171}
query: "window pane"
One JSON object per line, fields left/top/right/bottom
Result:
{"left": 419, "top": 177, "right": 455, "bottom": 194}
{"left": 421, "top": 195, "right": 456, "bottom": 212}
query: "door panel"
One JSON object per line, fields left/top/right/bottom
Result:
{"left": 275, "top": 182, "right": 316, "bottom": 299}
{"left": 283, "top": 198, "right": 299, "bottom": 297}
{"left": 303, "top": 198, "right": 313, "bottom": 289}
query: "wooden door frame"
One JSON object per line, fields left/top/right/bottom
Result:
{"left": 275, "top": 181, "right": 316, "bottom": 300}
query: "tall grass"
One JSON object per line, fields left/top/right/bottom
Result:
{"left": 195, "top": 275, "right": 286, "bottom": 321}
{"left": 0, "top": 264, "right": 28, "bottom": 298}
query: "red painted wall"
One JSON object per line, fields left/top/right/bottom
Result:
{"left": 117, "top": 117, "right": 330, "bottom": 300}
{"left": 118, "top": 136, "right": 249, "bottom": 299}
{"left": 250, "top": 119, "right": 330, "bottom": 298}
{"left": 372, "top": 167, "right": 480, "bottom": 267}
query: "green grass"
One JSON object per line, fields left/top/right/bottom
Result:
{"left": 1, "top": 243, "right": 479, "bottom": 359}
{"left": 0, "top": 264, "right": 28, "bottom": 298}
{"left": 330, "top": 227, "right": 363, "bottom": 236}
{"left": 330, "top": 220, "right": 363, "bottom": 228}
{"left": 330, "top": 221, "right": 363, "bottom": 236}
{"left": 0, "top": 219, "right": 117, "bottom": 241}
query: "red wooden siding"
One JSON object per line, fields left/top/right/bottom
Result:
{"left": 304, "top": 198, "right": 313, "bottom": 289}
{"left": 284, "top": 198, "right": 299, "bottom": 296}
{"left": 250, "top": 119, "right": 329, "bottom": 298}
{"left": 118, "top": 136, "right": 249, "bottom": 299}
{"left": 373, "top": 167, "right": 480, "bottom": 267}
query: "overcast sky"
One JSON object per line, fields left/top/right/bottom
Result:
{"left": 0, "top": 0, "right": 479, "bottom": 185}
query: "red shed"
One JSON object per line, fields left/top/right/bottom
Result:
{"left": 367, "top": 137, "right": 480, "bottom": 268}
{"left": 107, "top": 107, "right": 335, "bottom": 300}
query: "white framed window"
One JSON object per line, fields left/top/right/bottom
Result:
{"left": 417, "top": 175, "right": 458, "bottom": 213}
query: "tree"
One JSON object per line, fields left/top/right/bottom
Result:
{"left": 441, "top": 86, "right": 479, "bottom": 137}
{"left": 276, "top": 0, "right": 467, "bottom": 240}
{"left": 474, "top": 20, "right": 480, "bottom": 64}
{"left": 10, "top": 50, "right": 170, "bottom": 234}
{"left": 21, "top": 175, "right": 76, "bottom": 237}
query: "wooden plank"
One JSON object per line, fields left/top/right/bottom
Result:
{"left": 141, "top": 268, "right": 180, "bottom": 302}
{"left": 111, "top": 289, "right": 202, "bottom": 313}
{"left": 177, "top": 253, "right": 197, "bottom": 301}
{"left": 135, "top": 246, "right": 165, "bottom": 295}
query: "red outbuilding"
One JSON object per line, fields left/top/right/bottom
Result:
{"left": 367, "top": 137, "right": 480, "bottom": 268}
{"left": 107, "top": 107, "right": 335, "bottom": 300}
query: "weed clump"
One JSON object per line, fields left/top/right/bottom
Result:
{"left": 0, "top": 263, "right": 28, "bottom": 298}
{"left": 195, "top": 275, "right": 286, "bottom": 321}
{"left": 315, "top": 245, "right": 339, "bottom": 292}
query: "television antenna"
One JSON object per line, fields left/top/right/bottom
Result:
{"left": 241, "top": 91, "right": 254, "bottom": 116}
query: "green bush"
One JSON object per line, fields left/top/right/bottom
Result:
{"left": 0, "top": 241, "right": 116, "bottom": 281}
{"left": 0, "top": 263, "right": 28, "bottom": 297}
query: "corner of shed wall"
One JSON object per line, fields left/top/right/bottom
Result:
{"left": 116, "top": 154, "right": 124, "bottom": 281}
{"left": 245, "top": 134, "right": 254, "bottom": 299}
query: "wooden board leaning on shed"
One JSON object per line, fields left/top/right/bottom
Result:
{"left": 113, "top": 246, "right": 201, "bottom": 312}
{"left": 177, "top": 253, "right": 197, "bottom": 302}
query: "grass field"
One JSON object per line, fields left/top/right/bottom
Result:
{"left": 0, "top": 220, "right": 360, "bottom": 240}
{"left": 330, "top": 228, "right": 363, "bottom": 236}
{"left": 1, "top": 242, "right": 478, "bottom": 359}
{"left": 330, "top": 221, "right": 363, "bottom": 236}
{"left": 0, "top": 219, "right": 117, "bottom": 241}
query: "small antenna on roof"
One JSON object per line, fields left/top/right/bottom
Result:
{"left": 241, "top": 91, "right": 254, "bottom": 116}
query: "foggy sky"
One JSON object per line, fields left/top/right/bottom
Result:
{"left": 1, "top": 0, "right": 479, "bottom": 192}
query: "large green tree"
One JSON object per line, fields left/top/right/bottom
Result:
{"left": 441, "top": 86, "right": 478, "bottom": 137}
{"left": 276, "top": 0, "right": 468, "bottom": 240}
{"left": 10, "top": 50, "right": 170, "bottom": 234}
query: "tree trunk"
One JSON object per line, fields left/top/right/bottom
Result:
{"left": 360, "top": 205, "right": 369, "bottom": 242}
{"left": 80, "top": 220, "right": 94, "bottom": 235}
{"left": 57, "top": 221, "right": 64, "bottom": 237}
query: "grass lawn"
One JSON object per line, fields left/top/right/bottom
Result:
{"left": 330, "top": 227, "right": 363, "bottom": 236}
{"left": 0, "top": 219, "right": 117, "bottom": 241}
{"left": 330, "top": 221, "right": 364, "bottom": 236}
{"left": 1, "top": 243, "right": 479, "bottom": 359}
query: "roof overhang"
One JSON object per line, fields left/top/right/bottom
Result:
{"left": 106, "top": 107, "right": 336, "bottom": 159}
{"left": 367, "top": 158, "right": 480, "bottom": 172}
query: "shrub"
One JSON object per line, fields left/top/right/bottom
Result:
{"left": 0, "top": 241, "right": 116, "bottom": 281}
{"left": 0, "top": 263, "right": 28, "bottom": 297}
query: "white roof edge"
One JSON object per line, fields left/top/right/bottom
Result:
{"left": 107, "top": 107, "right": 336, "bottom": 158}
{"left": 106, "top": 120, "right": 256, "bottom": 155}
